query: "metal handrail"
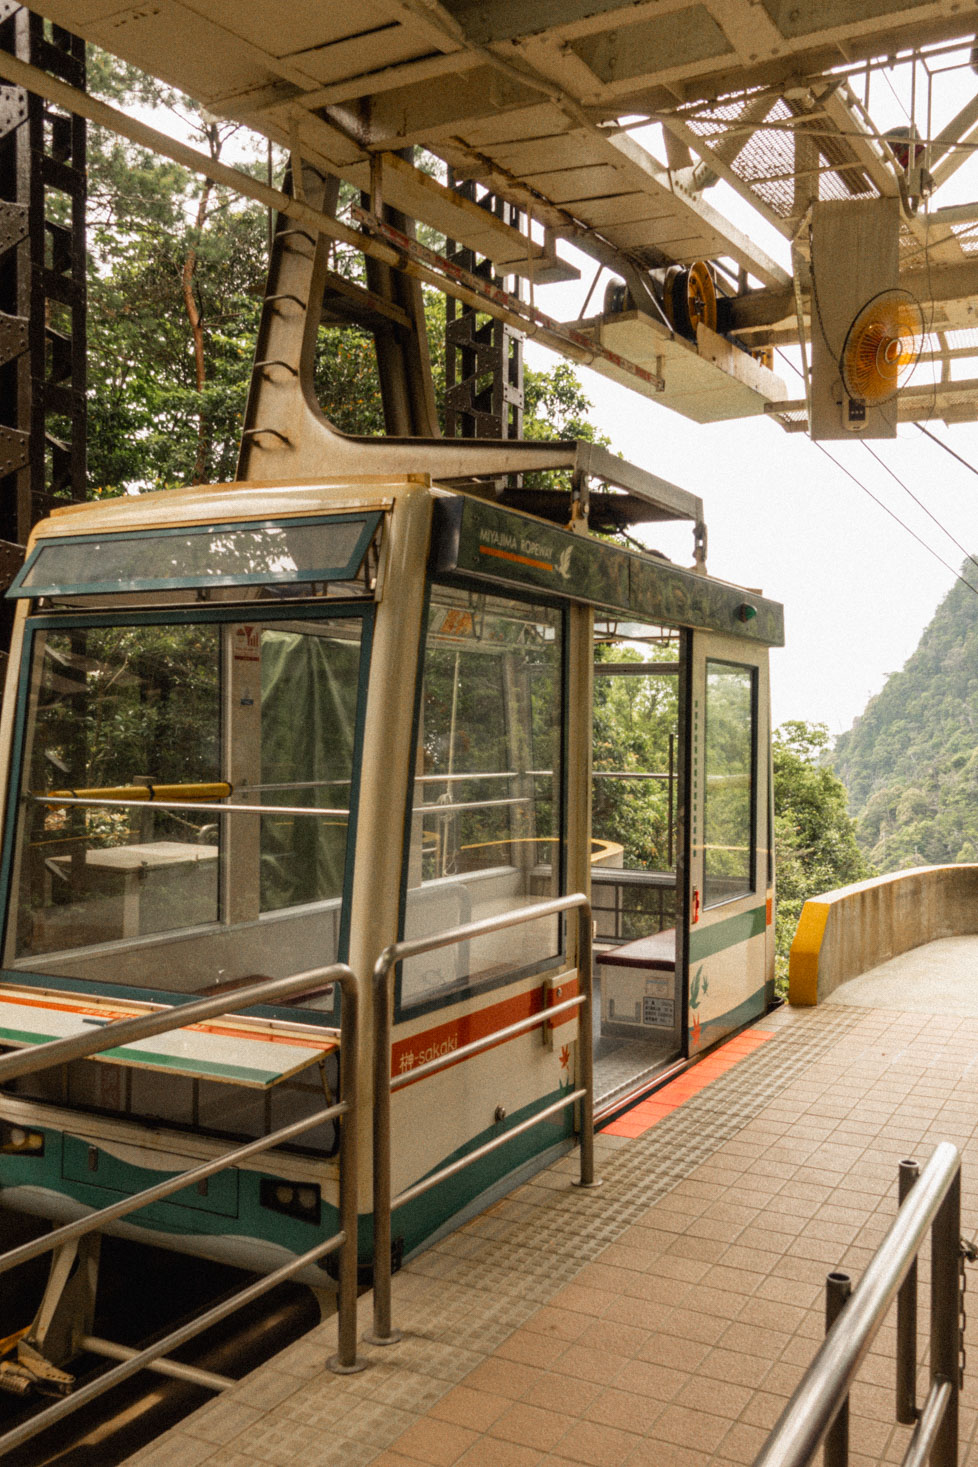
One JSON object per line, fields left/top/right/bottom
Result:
{"left": 592, "top": 771, "right": 674, "bottom": 781}
{"left": 753, "top": 1143, "right": 963, "bottom": 1467}
{"left": 368, "top": 892, "right": 596, "bottom": 1345}
{"left": 0, "top": 962, "right": 365, "bottom": 1454}
{"left": 415, "top": 771, "right": 520, "bottom": 783}
{"left": 413, "top": 796, "right": 528, "bottom": 815}
{"left": 31, "top": 793, "right": 351, "bottom": 818}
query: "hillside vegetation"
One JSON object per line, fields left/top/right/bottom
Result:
{"left": 832, "top": 562, "right": 978, "bottom": 870}
{"left": 773, "top": 722, "right": 873, "bottom": 983}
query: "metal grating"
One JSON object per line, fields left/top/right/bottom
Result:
{"left": 952, "top": 221, "right": 978, "bottom": 256}
{"left": 679, "top": 95, "right": 880, "bottom": 220}
{"left": 770, "top": 405, "right": 810, "bottom": 433}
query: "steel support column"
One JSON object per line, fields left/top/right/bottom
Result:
{"left": 0, "top": 6, "right": 85, "bottom": 673}
{"left": 445, "top": 177, "right": 524, "bottom": 450}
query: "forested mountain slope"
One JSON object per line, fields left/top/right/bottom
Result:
{"left": 832, "top": 562, "right": 978, "bottom": 870}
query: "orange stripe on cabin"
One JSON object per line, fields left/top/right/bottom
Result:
{"left": 0, "top": 991, "right": 334, "bottom": 1051}
{"left": 478, "top": 545, "right": 553, "bottom": 573}
{"left": 392, "top": 977, "right": 579, "bottom": 1084}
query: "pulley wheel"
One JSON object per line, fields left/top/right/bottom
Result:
{"left": 665, "top": 262, "right": 717, "bottom": 339}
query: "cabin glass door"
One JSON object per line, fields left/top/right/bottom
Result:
{"left": 590, "top": 621, "right": 682, "bottom": 1106}
{"left": 686, "top": 630, "right": 771, "bottom": 1054}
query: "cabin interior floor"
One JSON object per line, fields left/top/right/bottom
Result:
{"left": 593, "top": 1034, "right": 679, "bottom": 1113}
{"left": 128, "top": 978, "right": 978, "bottom": 1467}
{"left": 592, "top": 968, "right": 680, "bottom": 1113}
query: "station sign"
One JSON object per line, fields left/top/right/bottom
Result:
{"left": 430, "top": 497, "right": 784, "bottom": 646}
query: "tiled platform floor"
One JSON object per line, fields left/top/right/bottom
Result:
{"left": 126, "top": 997, "right": 978, "bottom": 1467}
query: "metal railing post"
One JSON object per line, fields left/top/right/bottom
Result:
{"left": 896, "top": 1159, "right": 920, "bottom": 1424}
{"left": 365, "top": 946, "right": 399, "bottom": 1346}
{"left": 572, "top": 904, "right": 597, "bottom": 1189}
{"left": 752, "top": 1143, "right": 962, "bottom": 1467}
{"left": 823, "top": 1273, "right": 851, "bottom": 1467}
{"left": 328, "top": 966, "right": 366, "bottom": 1373}
{"left": 0, "top": 960, "right": 368, "bottom": 1448}
{"left": 366, "top": 894, "right": 595, "bottom": 1347}
{"left": 929, "top": 1166, "right": 961, "bottom": 1467}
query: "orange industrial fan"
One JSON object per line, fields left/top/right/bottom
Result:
{"left": 839, "top": 288, "right": 924, "bottom": 405}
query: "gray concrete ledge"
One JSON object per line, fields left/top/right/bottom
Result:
{"left": 788, "top": 863, "right": 978, "bottom": 1005}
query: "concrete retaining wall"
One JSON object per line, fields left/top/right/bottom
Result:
{"left": 788, "top": 864, "right": 978, "bottom": 1005}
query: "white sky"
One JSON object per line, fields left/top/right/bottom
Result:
{"left": 536, "top": 361, "right": 978, "bottom": 738}
{"left": 523, "top": 48, "right": 978, "bottom": 740}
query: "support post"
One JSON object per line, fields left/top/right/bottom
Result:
{"left": 896, "top": 1159, "right": 920, "bottom": 1424}
{"left": 823, "top": 1271, "right": 851, "bottom": 1467}
{"left": 572, "top": 904, "right": 597, "bottom": 1188}
{"left": 929, "top": 1167, "right": 961, "bottom": 1467}
{"left": 327, "top": 967, "right": 366, "bottom": 1373}
{"left": 365, "top": 947, "right": 399, "bottom": 1346}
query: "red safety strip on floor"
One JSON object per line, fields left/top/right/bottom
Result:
{"left": 600, "top": 1028, "right": 774, "bottom": 1137}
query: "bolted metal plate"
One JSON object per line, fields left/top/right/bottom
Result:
{"left": 0, "top": 202, "right": 27, "bottom": 258}
{"left": 0, "top": 425, "right": 28, "bottom": 477}
{"left": 0, "top": 85, "right": 26, "bottom": 140}
{"left": 0, "top": 538, "right": 24, "bottom": 591}
{"left": 0, "top": 310, "right": 27, "bottom": 367}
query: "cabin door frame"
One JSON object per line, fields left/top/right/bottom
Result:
{"left": 683, "top": 629, "right": 771, "bottom": 1055}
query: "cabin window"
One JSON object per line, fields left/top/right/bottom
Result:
{"left": 10, "top": 513, "right": 381, "bottom": 599}
{"left": 591, "top": 625, "right": 679, "bottom": 945}
{"left": 703, "top": 659, "right": 757, "bottom": 907}
{"left": 5, "top": 609, "right": 369, "bottom": 996}
{"left": 398, "top": 588, "right": 564, "bottom": 1013}
{"left": 256, "top": 624, "right": 362, "bottom": 915}
{"left": 12, "top": 623, "right": 222, "bottom": 957}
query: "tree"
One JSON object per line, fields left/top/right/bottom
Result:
{"left": 592, "top": 643, "right": 677, "bottom": 874}
{"left": 84, "top": 53, "right": 609, "bottom": 497}
{"left": 87, "top": 54, "right": 271, "bottom": 494}
{"left": 773, "top": 720, "right": 873, "bottom": 987}
{"left": 832, "top": 559, "right": 978, "bottom": 872}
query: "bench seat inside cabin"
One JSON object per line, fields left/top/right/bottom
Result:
{"left": 597, "top": 927, "right": 681, "bottom": 1044}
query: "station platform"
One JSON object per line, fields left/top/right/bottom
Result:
{"left": 125, "top": 966, "right": 978, "bottom": 1467}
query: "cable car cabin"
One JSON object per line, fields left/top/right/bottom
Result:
{"left": 0, "top": 475, "right": 782, "bottom": 1275}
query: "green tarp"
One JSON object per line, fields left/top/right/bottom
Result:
{"left": 259, "top": 629, "right": 359, "bottom": 912}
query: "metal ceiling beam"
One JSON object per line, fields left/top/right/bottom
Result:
{"left": 928, "top": 88, "right": 978, "bottom": 193}
{"left": 17, "top": 0, "right": 978, "bottom": 426}
{"left": 579, "top": 15, "right": 978, "bottom": 114}
{"left": 0, "top": 47, "right": 672, "bottom": 400}
{"left": 288, "top": 51, "right": 474, "bottom": 109}
{"left": 659, "top": 107, "right": 794, "bottom": 240}
{"left": 603, "top": 129, "right": 791, "bottom": 287}
{"left": 769, "top": 375, "right": 978, "bottom": 428}
{"left": 816, "top": 84, "right": 899, "bottom": 197}
{"left": 728, "top": 256, "right": 978, "bottom": 335}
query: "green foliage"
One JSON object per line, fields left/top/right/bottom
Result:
{"left": 773, "top": 720, "right": 873, "bottom": 987}
{"left": 85, "top": 55, "right": 608, "bottom": 497}
{"left": 523, "top": 361, "right": 609, "bottom": 444}
{"left": 592, "top": 643, "right": 679, "bottom": 935}
{"left": 86, "top": 56, "right": 272, "bottom": 494}
{"left": 832, "top": 562, "right": 978, "bottom": 871}
{"left": 703, "top": 661, "right": 753, "bottom": 894}
{"left": 30, "top": 625, "right": 220, "bottom": 857}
